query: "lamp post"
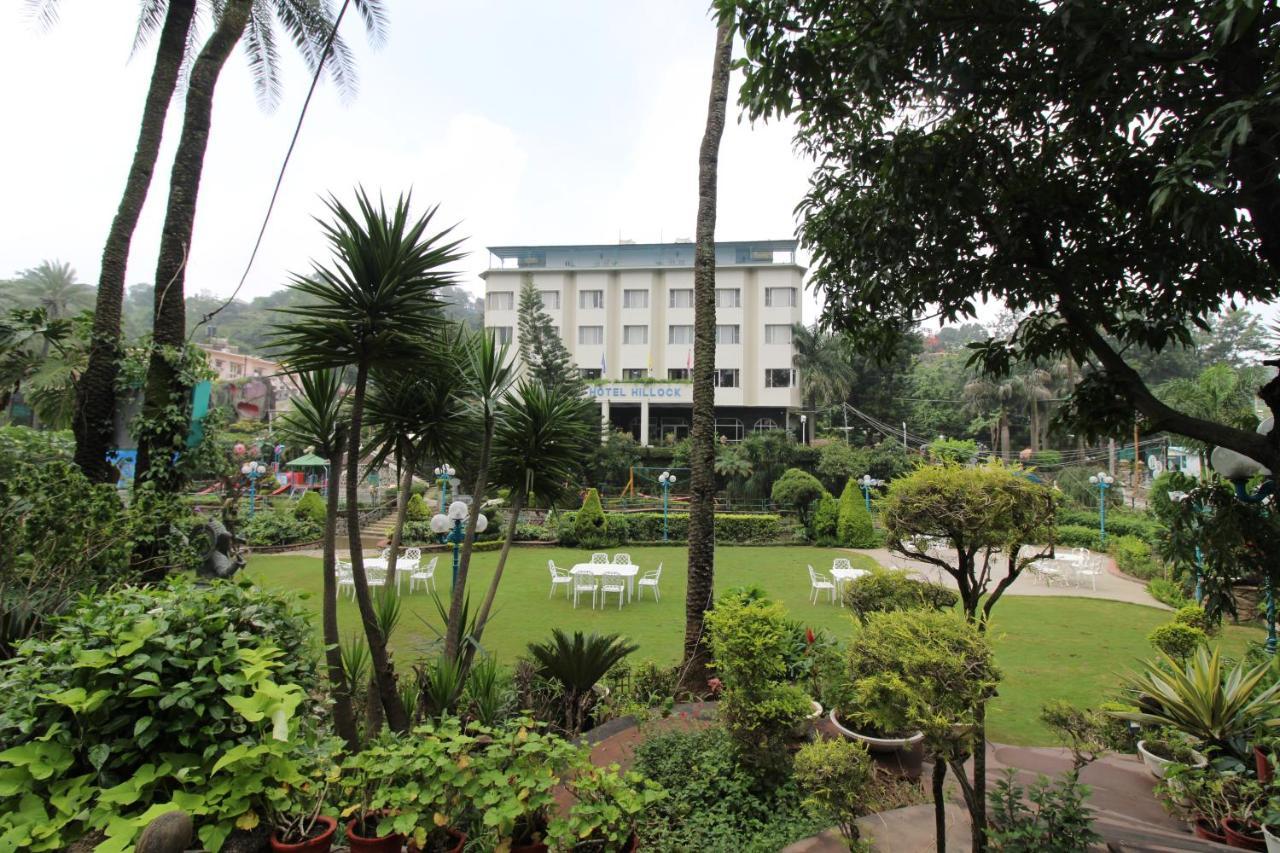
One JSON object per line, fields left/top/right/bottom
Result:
{"left": 1088, "top": 471, "right": 1115, "bottom": 543}
{"left": 858, "top": 474, "right": 882, "bottom": 514}
{"left": 1210, "top": 418, "right": 1278, "bottom": 654}
{"left": 434, "top": 463, "right": 456, "bottom": 513}
{"left": 241, "top": 460, "right": 268, "bottom": 518}
{"left": 799, "top": 414, "right": 808, "bottom": 446}
{"left": 658, "top": 471, "right": 676, "bottom": 541}
{"left": 430, "top": 500, "right": 487, "bottom": 592}
{"left": 1166, "top": 490, "right": 1203, "bottom": 604}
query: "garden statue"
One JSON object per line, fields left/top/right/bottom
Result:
{"left": 196, "top": 517, "right": 245, "bottom": 579}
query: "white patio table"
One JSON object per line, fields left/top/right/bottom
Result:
{"left": 571, "top": 564, "right": 640, "bottom": 602}
{"left": 830, "top": 567, "right": 869, "bottom": 603}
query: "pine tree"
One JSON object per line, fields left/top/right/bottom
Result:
{"left": 517, "top": 275, "right": 581, "bottom": 394}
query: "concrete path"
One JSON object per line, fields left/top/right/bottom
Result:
{"left": 848, "top": 546, "right": 1168, "bottom": 609}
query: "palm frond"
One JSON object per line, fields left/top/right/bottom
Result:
{"left": 527, "top": 629, "right": 638, "bottom": 694}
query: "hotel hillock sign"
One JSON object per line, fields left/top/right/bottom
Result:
{"left": 587, "top": 382, "right": 688, "bottom": 400}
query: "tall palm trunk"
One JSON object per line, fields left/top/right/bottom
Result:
{"left": 323, "top": 447, "right": 359, "bottom": 749}
{"left": 74, "top": 0, "right": 197, "bottom": 483}
{"left": 135, "top": 0, "right": 252, "bottom": 490}
{"left": 468, "top": 488, "right": 525, "bottom": 661}
{"left": 445, "top": 411, "right": 494, "bottom": 660}
{"left": 385, "top": 444, "right": 415, "bottom": 590}
{"left": 681, "top": 13, "right": 733, "bottom": 693}
{"left": 345, "top": 362, "right": 410, "bottom": 732}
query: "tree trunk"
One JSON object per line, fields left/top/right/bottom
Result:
{"left": 385, "top": 446, "right": 415, "bottom": 590}
{"left": 445, "top": 408, "right": 494, "bottom": 660}
{"left": 998, "top": 411, "right": 1010, "bottom": 462}
{"left": 74, "top": 0, "right": 196, "bottom": 483}
{"left": 1028, "top": 400, "right": 1040, "bottom": 453}
{"left": 971, "top": 702, "right": 988, "bottom": 853}
{"left": 135, "top": 0, "right": 252, "bottom": 491}
{"left": 345, "top": 362, "right": 410, "bottom": 733}
{"left": 469, "top": 489, "right": 526, "bottom": 657}
{"left": 323, "top": 446, "right": 359, "bottom": 750}
{"left": 681, "top": 13, "right": 733, "bottom": 694}
{"left": 932, "top": 757, "right": 948, "bottom": 853}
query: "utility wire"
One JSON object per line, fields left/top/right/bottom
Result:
{"left": 187, "top": 0, "right": 353, "bottom": 344}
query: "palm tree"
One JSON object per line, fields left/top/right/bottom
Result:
{"left": 963, "top": 375, "right": 1017, "bottom": 460}
{"left": 527, "top": 630, "right": 638, "bottom": 735}
{"left": 276, "top": 368, "right": 358, "bottom": 748}
{"left": 1159, "top": 363, "right": 1263, "bottom": 475}
{"left": 791, "top": 323, "right": 856, "bottom": 419}
{"left": 271, "top": 188, "right": 463, "bottom": 733}
{"left": 469, "top": 380, "right": 594, "bottom": 663}
{"left": 0, "top": 308, "right": 75, "bottom": 419}
{"left": 443, "top": 329, "right": 516, "bottom": 661}
{"left": 12, "top": 262, "right": 95, "bottom": 321}
{"left": 683, "top": 11, "right": 734, "bottom": 693}
{"left": 55, "top": 0, "right": 388, "bottom": 483}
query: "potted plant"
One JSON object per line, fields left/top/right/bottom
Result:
{"left": 1136, "top": 727, "right": 1209, "bottom": 779}
{"left": 339, "top": 740, "right": 406, "bottom": 853}
{"left": 548, "top": 762, "right": 667, "bottom": 851}
{"left": 1261, "top": 796, "right": 1280, "bottom": 853}
{"left": 1161, "top": 766, "right": 1266, "bottom": 847}
{"left": 270, "top": 777, "right": 338, "bottom": 853}
{"left": 1255, "top": 737, "right": 1278, "bottom": 785}
{"left": 791, "top": 737, "right": 873, "bottom": 847}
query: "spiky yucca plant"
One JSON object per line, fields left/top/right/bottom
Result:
{"left": 527, "top": 630, "right": 638, "bottom": 734}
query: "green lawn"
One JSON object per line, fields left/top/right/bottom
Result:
{"left": 246, "top": 545, "right": 1263, "bottom": 746}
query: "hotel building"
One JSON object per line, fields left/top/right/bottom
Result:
{"left": 480, "top": 240, "right": 804, "bottom": 445}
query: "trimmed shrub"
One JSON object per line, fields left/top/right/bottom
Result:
{"left": 405, "top": 492, "right": 430, "bottom": 522}
{"left": 926, "top": 437, "right": 978, "bottom": 464}
{"left": 293, "top": 489, "right": 326, "bottom": 524}
{"left": 1148, "top": 470, "right": 1197, "bottom": 525}
{"left": 1110, "top": 535, "right": 1160, "bottom": 579}
{"left": 1055, "top": 524, "right": 1104, "bottom": 549}
{"left": 557, "top": 511, "right": 785, "bottom": 544}
{"left": 1148, "top": 622, "right": 1207, "bottom": 660}
{"left": 771, "top": 468, "right": 825, "bottom": 527}
{"left": 1147, "top": 578, "right": 1191, "bottom": 609}
{"left": 793, "top": 737, "right": 873, "bottom": 845}
{"left": 1172, "top": 604, "right": 1217, "bottom": 635}
{"left": 240, "top": 510, "right": 323, "bottom": 546}
{"left": 1056, "top": 507, "right": 1164, "bottom": 543}
{"left": 843, "top": 568, "right": 958, "bottom": 621}
{"left": 837, "top": 478, "right": 877, "bottom": 547}
{"left": 574, "top": 488, "right": 615, "bottom": 548}
{"left": 812, "top": 493, "right": 839, "bottom": 542}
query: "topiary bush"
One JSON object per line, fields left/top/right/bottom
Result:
{"left": 1147, "top": 622, "right": 1207, "bottom": 660}
{"left": 771, "top": 468, "right": 825, "bottom": 527}
{"left": 404, "top": 492, "right": 430, "bottom": 522}
{"left": 792, "top": 736, "right": 873, "bottom": 845}
{"left": 1172, "top": 603, "right": 1217, "bottom": 634}
{"left": 574, "top": 488, "right": 615, "bottom": 548}
{"left": 812, "top": 493, "right": 839, "bottom": 543}
{"left": 843, "top": 568, "right": 958, "bottom": 621}
{"left": 293, "top": 489, "right": 326, "bottom": 524}
{"left": 837, "top": 478, "right": 877, "bottom": 547}
{"left": 1110, "top": 535, "right": 1161, "bottom": 579}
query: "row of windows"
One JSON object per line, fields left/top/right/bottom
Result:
{"left": 581, "top": 367, "right": 797, "bottom": 388}
{"left": 486, "top": 287, "right": 798, "bottom": 311}
{"left": 495, "top": 324, "right": 793, "bottom": 346}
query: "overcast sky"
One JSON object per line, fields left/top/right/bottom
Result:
{"left": 1, "top": 1, "right": 822, "bottom": 317}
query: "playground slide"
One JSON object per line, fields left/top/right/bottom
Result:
{"left": 269, "top": 482, "right": 290, "bottom": 496}
{"left": 195, "top": 483, "right": 221, "bottom": 495}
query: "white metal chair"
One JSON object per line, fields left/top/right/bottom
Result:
{"left": 590, "top": 553, "right": 610, "bottom": 565}
{"left": 1030, "top": 559, "right": 1061, "bottom": 586}
{"left": 365, "top": 565, "right": 388, "bottom": 595}
{"left": 808, "top": 565, "right": 836, "bottom": 605}
{"left": 1074, "top": 555, "right": 1103, "bottom": 591}
{"left": 638, "top": 562, "right": 663, "bottom": 601}
{"left": 572, "top": 572, "right": 598, "bottom": 609}
{"left": 336, "top": 559, "right": 355, "bottom": 599}
{"left": 548, "top": 560, "right": 573, "bottom": 598}
{"left": 612, "top": 552, "right": 632, "bottom": 565}
{"left": 599, "top": 570, "right": 628, "bottom": 610}
{"left": 832, "top": 557, "right": 852, "bottom": 573}
{"left": 410, "top": 556, "right": 438, "bottom": 593}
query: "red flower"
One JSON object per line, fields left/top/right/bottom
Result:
{"left": 805, "top": 628, "right": 816, "bottom": 645}
{"left": 707, "top": 677, "right": 723, "bottom": 695}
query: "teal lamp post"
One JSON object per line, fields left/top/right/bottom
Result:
{"left": 241, "top": 460, "right": 268, "bottom": 518}
{"left": 658, "top": 470, "right": 677, "bottom": 541}
{"left": 1166, "top": 490, "right": 1204, "bottom": 604}
{"left": 430, "top": 500, "right": 487, "bottom": 592}
{"left": 1088, "top": 471, "right": 1114, "bottom": 543}
{"left": 858, "top": 474, "right": 882, "bottom": 513}
{"left": 434, "top": 463, "right": 457, "bottom": 513}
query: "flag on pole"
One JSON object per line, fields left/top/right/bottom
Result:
{"left": 601, "top": 351, "right": 607, "bottom": 376}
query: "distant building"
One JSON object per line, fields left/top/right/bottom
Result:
{"left": 481, "top": 240, "right": 804, "bottom": 445}
{"left": 197, "top": 339, "right": 292, "bottom": 422}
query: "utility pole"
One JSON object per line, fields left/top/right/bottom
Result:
{"left": 903, "top": 422, "right": 908, "bottom": 451}
{"left": 1133, "top": 422, "right": 1140, "bottom": 507}
{"left": 1108, "top": 438, "right": 1116, "bottom": 477}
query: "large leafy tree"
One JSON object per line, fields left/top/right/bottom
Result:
{"left": 272, "top": 188, "right": 463, "bottom": 733}
{"left": 53, "top": 0, "right": 387, "bottom": 483}
{"left": 516, "top": 276, "right": 581, "bottom": 395}
{"left": 682, "top": 10, "right": 734, "bottom": 692}
{"left": 725, "top": 0, "right": 1280, "bottom": 478}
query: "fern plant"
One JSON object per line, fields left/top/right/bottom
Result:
{"left": 527, "top": 629, "right": 638, "bottom": 734}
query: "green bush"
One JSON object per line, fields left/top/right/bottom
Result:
{"left": 405, "top": 492, "right": 431, "bottom": 522}
{"left": 1031, "top": 449, "right": 1063, "bottom": 468}
{"left": 1054, "top": 466, "right": 1123, "bottom": 509}
{"left": 1148, "top": 622, "right": 1207, "bottom": 660}
{"left": 293, "top": 489, "right": 326, "bottom": 524}
{"left": 240, "top": 510, "right": 323, "bottom": 546}
{"left": 557, "top": 511, "right": 785, "bottom": 544}
{"left": 1056, "top": 508, "right": 1163, "bottom": 543}
{"left": 1148, "top": 470, "right": 1197, "bottom": 525}
{"left": 574, "top": 488, "right": 615, "bottom": 548}
{"left": 771, "top": 468, "right": 825, "bottom": 526}
{"left": 793, "top": 737, "right": 874, "bottom": 845}
{"left": 0, "top": 578, "right": 321, "bottom": 851}
{"left": 926, "top": 437, "right": 978, "bottom": 464}
{"left": 843, "top": 568, "right": 958, "bottom": 621}
{"left": 1147, "top": 578, "right": 1191, "bottom": 609}
{"left": 1172, "top": 604, "right": 1217, "bottom": 635}
{"left": 987, "top": 769, "right": 1101, "bottom": 851}
{"left": 837, "top": 478, "right": 877, "bottom": 547}
{"left": 1110, "top": 535, "right": 1160, "bottom": 579}
{"left": 1054, "top": 524, "right": 1104, "bottom": 549}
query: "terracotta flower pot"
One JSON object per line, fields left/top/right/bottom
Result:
{"left": 1194, "top": 816, "right": 1228, "bottom": 844}
{"left": 271, "top": 816, "right": 338, "bottom": 853}
{"left": 1255, "top": 745, "right": 1275, "bottom": 784}
{"left": 1222, "top": 818, "right": 1267, "bottom": 852}
{"left": 345, "top": 815, "right": 405, "bottom": 853}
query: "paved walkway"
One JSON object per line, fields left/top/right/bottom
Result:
{"left": 849, "top": 546, "right": 1168, "bottom": 609}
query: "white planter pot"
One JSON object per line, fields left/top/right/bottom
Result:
{"left": 1262, "top": 823, "right": 1280, "bottom": 853}
{"left": 1136, "top": 739, "right": 1208, "bottom": 780}
{"left": 829, "top": 709, "right": 924, "bottom": 753}
{"left": 807, "top": 700, "right": 823, "bottom": 721}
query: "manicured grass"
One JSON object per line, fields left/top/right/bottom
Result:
{"left": 247, "top": 545, "right": 1263, "bottom": 746}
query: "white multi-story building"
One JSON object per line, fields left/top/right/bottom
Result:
{"left": 480, "top": 240, "right": 804, "bottom": 446}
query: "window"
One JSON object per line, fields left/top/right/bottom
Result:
{"left": 713, "top": 368, "right": 739, "bottom": 388}
{"left": 494, "top": 326, "right": 513, "bottom": 345}
{"left": 578, "top": 325, "right": 604, "bottom": 345}
{"left": 668, "top": 324, "right": 694, "bottom": 344}
{"left": 667, "top": 368, "right": 690, "bottom": 380}
{"left": 736, "top": 246, "right": 775, "bottom": 263}
{"left": 622, "top": 368, "right": 647, "bottom": 380}
{"left": 764, "top": 368, "right": 796, "bottom": 388}
{"left": 715, "top": 288, "right": 741, "bottom": 308}
{"left": 487, "top": 291, "right": 514, "bottom": 311}
{"left": 623, "top": 325, "right": 648, "bottom": 345}
{"left": 215, "top": 359, "right": 225, "bottom": 370}
{"left": 669, "top": 289, "right": 694, "bottom": 308}
{"left": 764, "top": 324, "right": 794, "bottom": 344}
{"left": 230, "top": 362, "right": 243, "bottom": 377}
{"left": 765, "top": 287, "right": 797, "bottom": 308}
{"left": 580, "top": 368, "right": 602, "bottom": 380}
{"left": 538, "top": 290, "right": 560, "bottom": 309}
{"left": 579, "top": 290, "right": 604, "bottom": 309}
{"left": 716, "top": 418, "right": 745, "bottom": 442}
{"left": 659, "top": 419, "right": 689, "bottom": 442}
{"left": 753, "top": 417, "right": 780, "bottom": 433}
{"left": 715, "top": 324, "right": 740, "bottom": 345}
{"left": 517, "top": 250, "right": 546, "bottom": 268}
{"left": 623, "top": 289, "right": 649, "bottom": 309}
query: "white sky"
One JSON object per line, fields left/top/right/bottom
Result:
{"left": 0, "top": 1, "right": 824, "bottom": 319}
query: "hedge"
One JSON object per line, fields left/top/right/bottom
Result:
{"left": 836, "top": 478, "right": 877, "bottom": 547}
{"left": 1109, "top": 534, "right": 1162, "bottom": 580}
{"left": 557, "top": 511, "right": 786, "bottom": 545}
{"left": 1054, "top": 524, "right": 1105, "bottom": 550}
{"left": 1055, "top": 508, "right": 1164, "bottom": 544}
